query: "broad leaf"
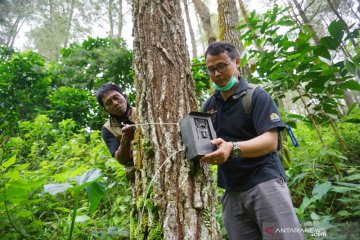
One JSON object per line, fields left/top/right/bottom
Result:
{"left": 86, "top": 181, "right": 106, "bottom": 215}
{"left": 78, "top": 168, "right": 103, "bottom": 185}
{"left": 328, "top": 20, "right": 346, "bottom": 42}
{"left": 44, "top": 183, "right": 72, "bottom": 195}
{"left": 312, "top": 182, "right": 332, "bottom": 200}
{"left": 320, "top": 36, "right": 339, "bottom": 50}
{"left": 339, "top": 80, "right": 360, "bottom": 91}
{"left": 344, "top": 59, "right": 358, "bottom": 75}
{"left": 314, "top": 46, "right": 331, "bottom": 60}
{"left": 1, "top": 154, "right": 16, "bottom": 170}
{"left": 75, "top": 215, "right": 91, "bottom": 223}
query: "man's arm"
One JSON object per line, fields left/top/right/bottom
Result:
{"left": 201, "top": 128, "right": 278, "bottom": 165}
{"left": 114, "top": 124, "right": 135, "bottom": 165}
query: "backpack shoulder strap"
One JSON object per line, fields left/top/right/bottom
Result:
{"left": 241, "top": 83, "right": 258, "bottom": 115}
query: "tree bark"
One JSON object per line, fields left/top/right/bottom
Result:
{"left": 192, "top": 0, "right": 216, "bottom": 44}
{"left": 217, "top": 0, "right": 250, "bottom": 76}
{"left": 183, "top": 0, "right": 198, "bottom": 58}
{"left": 132, "top": 1, "right": 221, "bottom": 239}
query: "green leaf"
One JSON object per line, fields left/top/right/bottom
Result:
{"left": 331, "top": 186, "right": 354, "bottom": 193}
{"left": 344, "top": 59, "right": 358, "bottom": 75}
{"left": 328, "top": 20, "right": 346, "bottom": 41}
{"left": 78, "top": 168, "right": 103, "bottom": 186}
{"left": 339, "top": 80, "right": 360, "bottom": 91}
{"left": 337, "top": 210, "right": 350, "bottom": 217}
{"left": 278, "top": 20, "right": 295, "bottom": 26}
{"left": 311, "top": 212, "right": 320, "bottom": 221}
{"left": 312, "top": 182, "right": 332, "bottom": 200}
{"left": 86, "top": 181, "right": 106, "bottom": 215}
{"left": 44, "top": 183, "right": 72, "bottom": 195}
{"left": 314, "top": 46, "right": 331, "bottom": 60}
{"left": 335, "top": 182, "right": 360, "bottom": 188}
{"left": 1, "top": 154, "right": 16, "bottom": 170}
{"left": 320, "top": 36, "right": 339, "bottom": 50}
{"left": 75, "top": 215, "right": 91, "bottom": 223}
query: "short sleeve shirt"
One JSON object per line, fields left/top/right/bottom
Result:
{"left": 202, "top": 79, "right": 286, "bottom": 191}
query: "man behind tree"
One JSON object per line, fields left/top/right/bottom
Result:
{"left": 201, "top": 42, "right": 303, "bottom": 240}
{"left": 96, "top": 83, "right": 136, "bottom": 181}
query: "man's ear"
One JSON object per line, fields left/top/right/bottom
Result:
{"left": 235, "top": 57, "right": 240, "bottom": 68}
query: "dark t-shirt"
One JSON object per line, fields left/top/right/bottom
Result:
{"left": 202, "top": 79, "right": 286, "bottom": 191}
{"left": 101, "top": 127, "right": 120, "bottom": 157}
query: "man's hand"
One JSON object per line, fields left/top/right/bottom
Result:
{"left": 121, "top": 124, "right": 136, "bottom": 142}
{"left": 201, "top": 138, "right": 233, "bottom": 165}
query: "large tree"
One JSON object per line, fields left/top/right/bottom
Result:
{"left": 0, "top": 0, "right": 32, "bottom": 47}
{"left": 217, "top": 0, "right": 250, "bottom": 76}
{"left": 132, "top": 0, "right": 221, "bottom": 239}
{"left": 193, "top": 0, "right": 217, "bottom": 44}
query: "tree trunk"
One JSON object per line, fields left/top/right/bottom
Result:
{"left": 108, "top": 0, "right": 114, "bottom": 37}
{"left": 117, "top": 0, "right": 123, "bottom": 37}
{"left": 192, "top": 0, "right": 216, "bottom": 44}
{"left": 63, "top": 0, "right": 76, "bottom": 47}
{"left": 217, "top": 0, "right": 250, "bottom": 76}
{"left": 132, "top": 1, "right": 221, "bottom": 239}
{"left": 183, "top": 0, "right": 198, "bottom": 58}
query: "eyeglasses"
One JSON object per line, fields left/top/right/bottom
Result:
{"left": 206, "top": 62, "right": 230, "bottom": 75}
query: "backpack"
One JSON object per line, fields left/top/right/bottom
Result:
{"left": 202, "top": 82, "right": 296, "bottom": 169}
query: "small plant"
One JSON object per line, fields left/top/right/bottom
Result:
{"left": 44, "top": 168, "right": 105, "bottom": 240}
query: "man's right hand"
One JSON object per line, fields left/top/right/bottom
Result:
{"left": 121, "top": 124, "right": 136, "bottom": 142}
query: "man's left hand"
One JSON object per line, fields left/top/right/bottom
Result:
{"left": 200, "top": 138, "right": 233, "bottom": 165}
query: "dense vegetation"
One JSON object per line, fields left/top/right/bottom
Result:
{"left": 1, "top": 6, "right": 359, "bottom": 240}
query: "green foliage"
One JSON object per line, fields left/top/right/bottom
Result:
{"left": 44, "top": 168, "right": 105, "bottom": 240}
{"left": 50, "top": 37, "right": 134, "bottom": 102}
{"left": 287, "top": 122, "right": 360, "bottom": 237}
{"left": 0, "top": 50, "right": 51, "bottom": 135}
{"left": 47, "top": 86, "right": 101, "bottom": 129}
{"left": 0, "top": 116, "right": 132, "bottom": 239}
{"left": 191, "top": 56, "right": 211, "bottom": 104}
{"left": 237, "top": 5, "right": 360, "bottom": 125}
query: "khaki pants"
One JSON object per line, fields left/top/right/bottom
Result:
{"left": 222, "top": 178, "right": 304, "bottom": 240}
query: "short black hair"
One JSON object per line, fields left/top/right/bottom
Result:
{"left": 96, "top": 83, "right": 124, "bottom": 108}
{"left": 204, "top": 41, "right": 239, "bottom": 60}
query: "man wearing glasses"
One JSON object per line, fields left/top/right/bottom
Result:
{"left": 201, "top": 42, "right": 303, "bottom": 240}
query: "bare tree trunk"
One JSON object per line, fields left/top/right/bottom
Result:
{"left": 6, "top": 16, "right": 22, "bottom": 48}
{"left": 192, "top": 0, "right": 216, "bottom": 44}
{"left": 217, "top": 0, "right": 250, "bottom": 76}
{"left": 117, "top": 0, "right": 123, "bottom": 37}
{"left": 63, "top": 0, "right": 76, "bottom": 47}
{"left": 108, "top": 0, "right": 114, "bottom": 37}
{"left": 132, "top": 1, "right": 221, "bottom": 239}
{"left": 183, "top": 0, "right": 198, "bottom": 58}
{"left": 195, "top": 10, "right": 206, "bottom": 53}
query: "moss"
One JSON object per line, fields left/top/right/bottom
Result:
{"left": 141, "top": 138, "right": 155, "bottom": 158}
{"left": 148, "top": 221, "right": 163, "bottom": 240}
{"left": 130, "top": 194, "right": 163, "bottom": 240}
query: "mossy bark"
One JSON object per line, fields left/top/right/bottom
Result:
{"left": 132, "top": 1, "right": 221, "bottom": 239}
